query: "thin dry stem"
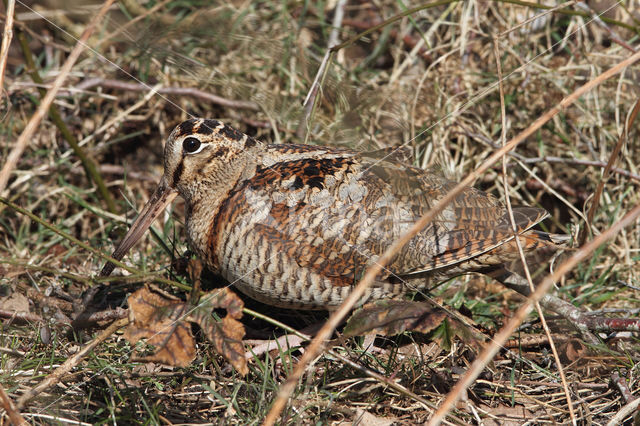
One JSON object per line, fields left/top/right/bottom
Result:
{"left": 0, "top": 383, "right": 27, "bottom": 426}
{"left": 606, "top": 398, "right": 640, "bottom": 426}
{"left": 0, "top": 0, "right": 15, "bottom": 93}
{"left": 493, "top": 37, "right": 576, "bottom": 425}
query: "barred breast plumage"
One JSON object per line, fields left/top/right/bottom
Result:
{"left": 101, "top": 118, "right": 557, "bottom": 309}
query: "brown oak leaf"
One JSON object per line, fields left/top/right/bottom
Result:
{"left": 186, "top": 287, "right": 247, "bottom": 375}
{"left": 344, "top": 299, "right": 448, "bottom": 337}
{"left": 124, "top": 285, "right": 247, "bottom": 374}
{"left": 344, "top": 300, "right": 480, "bottom": 350}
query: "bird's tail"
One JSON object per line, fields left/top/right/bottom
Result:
{"left": 487, "top": 230, "right": 570, "bottom": 259}
{"left": 528, "top": 230, "right": 571, "bottom": 245}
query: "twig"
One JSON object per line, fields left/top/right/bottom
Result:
{"left": 332, "top": 1, "right": 458, "bottom": 52}
{"left": 494, "top": 270, "right": 598, "bottom": 342}
{"left": 0, "top": 309, "right": 43, "bottom": 324}
{"left": 0, "top": 305, "right": 99, "bottom": 328}
{"left": 15, "top": 317, "right": 128, "bottom": 410}
{"left": 504, "top": 333, "right": 570, "bottom": 348}
{"left": 75, "top": 83, "right": 162, "bottom": 148}
{"left": 296, "top": 50, "right": 332, "bottom": 141}
{"left": 470, "top": 132, "right": 640, "bottom": 182}
{"left": 265, "top": 44, "right": 640, "bottom": 426}
{"left": 1, "top": 257, "right": 94, "bottom": 287}
{"left": 72, "top": 307, "right": 129, "bottom": 328}
{"left": 327, "top": 0, "right": 347, "bottom": 50}
{"left": 499, "top": 1, "right": 576, "bottom": 37}
{"left": 525, "top": 178, "right": 590, "bottom": 202}
{"left": 0, "top": 383, "right": 27, "bottom": 426}
{"left": 491, "top": 379, "right": 607, "bottom": 390}
{"left": 16, "top": 281, "right": 73, "bottom": 313}
{"left": 0, "top": 0, "right": 15, "bottom": 93}
{"left": 502, "top": 270, "right": 640, "bottom": 334}
{"left": 617, "top": 279, "right": 640, "bottom": 291}
{"left": 605, "top": 397, "right": 640, "bottom": 426}
{"left": 74, "top": 78, "right": 260, "bottom": 110}
{"left": 497, "top": 0, "right": 639, "bottom": 33}
{"left": 117, "top": 0, "right": 174, "bottom": 26}
{"left": 0, "top": 346, "right": 26, "bottom": 357}
{"left": 493, "top": 38, "right": 576, "bottom": 424}
{"left": 429, "top": 204, "right": 640, "bottom": 425}
{"left": 0, "top": 0, "right": 117, "bottom": 198}
{"left": 583, "top": 307, "right": 640, "bottom": 315}
{"left": 582, "top": 316, "right": 640, "bottom": 332}
{"left": 0, "top": 12, "right": 71, "bottom": 52}
{"left": 580, "top": 99, "right": 640, "bottom": 245}
{"left": 574, "top": 1, "right": 637, "bottom": 53}
{"left": 96, "top": 164, "right": 157, "bottom": 182}
{"left": 610, "top": 371, "right": 636, "bottom": 404}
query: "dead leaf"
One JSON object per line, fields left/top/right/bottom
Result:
{"left": 431, "top": 316, "right": 479, "bottom": 352}
{"left": 186, "top": 287, "right": 247, "bottom": 375}
{"left": 561, "top": 338, "right": 587, "bottom": 363}
{"left": 124, "top": 286, "right": 195, "bottom": 367}
{"left": 124, "top": 285, "right": 247, "bottom": 374}
{"left": 344, "top": 299, "right": 448, "bottom": 337}
{"left": 344, "top": 300, "right": 481, "bottom": 351}
{"left": 0, "top": 288, "right": 30, "bottom": 313}
{"left": 352, "top": 408, "right": 396, "bottom": 426}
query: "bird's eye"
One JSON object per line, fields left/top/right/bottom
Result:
{"left": 183, "top": 137, "right": 202, "bottom": 154}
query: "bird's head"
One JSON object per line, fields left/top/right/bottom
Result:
{"left": 100, "top": 118, "right": 260, "bottom": 276}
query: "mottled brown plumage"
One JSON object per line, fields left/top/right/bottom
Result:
{"left": 102, "top": 118, "right": 559, "bottom": 309}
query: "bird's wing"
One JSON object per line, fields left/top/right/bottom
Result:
{"left": 358, "top": 157, "right": 549, "bottom": 274}
{"left": 225, "top": 151, "right": 548, "bottom": 284}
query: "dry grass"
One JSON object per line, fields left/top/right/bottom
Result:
{"left": 1, "top": 0, "right": 639, "bottom": 424}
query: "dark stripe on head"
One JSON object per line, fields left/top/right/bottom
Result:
{"left": 206, "top": 146, "right": 229, "bottom": 162}
{"left": 172, "top": 159, "right": 184, "bottom": 185}
{"left": 219, "top": 124, "right": 245, "bottom": 142}
{"left": 178, "top": 119, "right": 198, "bottom": 136}
{"left": 244, "top": 136, "right": 257, "bottom": 148}
{"left": 199, "top": 119, "right": 220, "bottom": 135}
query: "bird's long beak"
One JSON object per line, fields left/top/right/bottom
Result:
{"left": 100, "top": 176, "right": 178, "bottom": 277}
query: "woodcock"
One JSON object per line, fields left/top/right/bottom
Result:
{"left": 101, "top": 118, "right": 560, "bottom": 309}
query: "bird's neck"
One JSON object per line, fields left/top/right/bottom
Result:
{"left": 183, "top": 154, "right": 260, "bottom": 267}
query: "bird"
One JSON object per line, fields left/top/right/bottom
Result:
{"left": 101, "top": 118, "right": 562, "bottom": 310}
